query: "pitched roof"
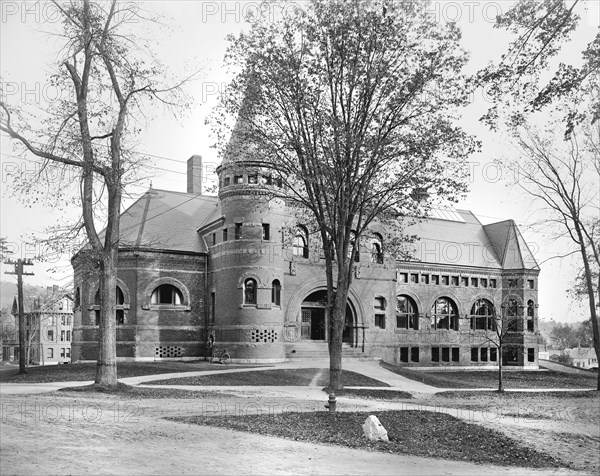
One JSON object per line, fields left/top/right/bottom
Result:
{"left": 484, "top": 220, "right": 540, "bottom": 270}
{"left": 116, "top": 189, "right": 219, "bottom": 253}
{"left": 401, "top": 209, "right": 539, "bottom": 270}
{"left": 12, "top": 292, "right": 72, "bottom": 315}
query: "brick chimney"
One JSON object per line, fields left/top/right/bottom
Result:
{"left": 187, "top": 155, "right": 203, "bottom": 195}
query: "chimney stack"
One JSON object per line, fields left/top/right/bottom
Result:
{"left": 187, "top": 155, "right": 203, "bottom": 195}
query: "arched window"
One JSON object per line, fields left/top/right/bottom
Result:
{"left": 396, "top": 295, "right": 418, "bottom": 330}
{"left": 271, "top": 279, "right": 281, "bottom": 306}
{"left": 431, "top": 297, "right": 459, "bottom": 330}
{"left": 505, "top": 298, "right": 519, "bottom": 331}
{"left": 116, "top": 286, "right": 125, "bottom": 305}
{"left": 244, "top": 278, "right": 257, "bottom": 305}
{"left": 527, "top": 300, "right": 534, "bottom": 331}
{"left": 293, "top": 226, "right": 309, "bottom": 258}
{"left": 151, "top": 284, "right": 183, "bottom": 306}
{"left": 370, "top": 233, "right": 384, "bottom": 264}
{"left": 470, "top": 299, "right": 496, "bottom": 331}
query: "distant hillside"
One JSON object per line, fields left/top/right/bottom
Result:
{"left": 0, "top": 281, "right": 17, "bottom": 310}
{"left": 0, "top": 281, "right": 54, "bottom": 313}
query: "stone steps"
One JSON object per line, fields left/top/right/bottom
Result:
{"left": 286, "top": 342, "right": 371, "bottom": 360}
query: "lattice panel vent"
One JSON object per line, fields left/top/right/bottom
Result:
{"left": 251, "top": 329, "right": 277, "bottom": 343}
{"left": 155, "top": 346, "right": 182, "bottom": 358}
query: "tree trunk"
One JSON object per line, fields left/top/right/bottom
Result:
{"left": 498, "top": 341, "right": 504, "bottom": 392}
{"left": 329, "top": 266, "right": 350, "bottom": 392}
{"left": 575, "top": 226, "right": 600, "bottom": 391}
{"left": 95, "top": 249, "right": 118, "bottom": 387}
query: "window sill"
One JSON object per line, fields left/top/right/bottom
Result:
{"left": 145, "top": 305, "right": 191, "bottom": 311}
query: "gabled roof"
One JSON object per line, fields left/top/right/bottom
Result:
{"left": 402, "top": 209, "right": 501, "bottom": 268}
{"left": 116, "top": 189, "right": 219, "bottom": 253}
{"left": 401, "top": 210, "right": 539, "bottom": 270}
{"left": 12, "top": 292, "right": 72, "bottom": 315}
{"left": 483, "top": 220, "right": 539, "bottom": 270}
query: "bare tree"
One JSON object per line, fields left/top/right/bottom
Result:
{"left": 0, "top": 1, "right": 193, "bottom": 387}
{"left": 216, "top": 0, "right": 476, "bottom": 393}
{"left": 508, "top": 119, "right": 600, "bottom": 389}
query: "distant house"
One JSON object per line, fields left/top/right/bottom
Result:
{"left": 9, "top": 287, "right": 74, "bottom": 365}
{"left": 565, "top": 347, "right": 598, "bottom": 369}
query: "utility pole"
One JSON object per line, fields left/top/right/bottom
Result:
{"left": 5, "top": 259, "right": 34, "bottom": 373}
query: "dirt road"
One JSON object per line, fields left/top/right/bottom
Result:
{"left": 1, "top": 389, "right": 595, "bottom": 475}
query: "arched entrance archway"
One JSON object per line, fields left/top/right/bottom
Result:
{"left": 300, "top": 290, "right": 356, "bottom": 343}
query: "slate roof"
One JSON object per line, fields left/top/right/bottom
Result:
{"left": 402, "top": 209, "right": 539, "bottom": 270}
{"left": 116, "top": 189, "right": 219, "bottom": 253}
{"left": 112, "top": 188, "right": 539, "bottom": 271}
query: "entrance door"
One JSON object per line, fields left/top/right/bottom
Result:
{"left": 310, "top": 308, "right": 326, "bottom": 340}
{"left": 301, "top": 308, "right": 311, "bottom": 339}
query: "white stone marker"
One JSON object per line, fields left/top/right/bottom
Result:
{"left": 362, "top": 415, "right": 389, "bottom": 442}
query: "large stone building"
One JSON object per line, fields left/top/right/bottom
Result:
{"left": 7, "top": 287, "right": 74, "bottom": 365}
{"left": 72, "top": 153, "right": 541, "bottom": 367}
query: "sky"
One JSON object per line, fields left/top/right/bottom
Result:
{"left": 1, "top": 0, "right": 599, "bottom": 322}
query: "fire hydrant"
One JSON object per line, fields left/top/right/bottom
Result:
{"left": 324, "top": 392, "right": 336, "bottom": 412}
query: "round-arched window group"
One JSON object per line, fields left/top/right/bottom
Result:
{"left": 243, "top": 278, "right": 282, "bottom": 306}
{"left": 393, "top": 296, "right": 535, "bottom": 332}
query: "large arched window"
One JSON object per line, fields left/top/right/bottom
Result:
{"left": 244, "top": 278, "right": 257, "bottom": 305}
{"left": 293, "top": 226, "right": 309, "bottom": 258}
{"left": 503, "top": 298, "right": 519, "bottom": 331}
{"left": 370, "top": 233, "right": 384, "bottom": 264}
{"left": 431, "top": 297, "right": 459, "bottom": 330}
{"left": 271, "top": 279, "right": 281, "bottom": 306}
{"left": 396, "top": 295, "right": 418, "bottom": 330}
{"left": 116, "top": 286, "right": 125, "bottom": 305}
{"left": 151, "top": 284, "right": 183, "bottom": 306}
{"left": 470, "top": 299, "right": 496, "bottom": 331}
{"left": 93, "top": 286, "right": 127, "bottom": 325}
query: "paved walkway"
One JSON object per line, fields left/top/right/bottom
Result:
{"left": 1, "top": 359, "right": 595, "bottom": 395}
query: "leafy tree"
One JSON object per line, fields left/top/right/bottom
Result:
{"left": 0, "top": 1, "right": 193, "bottom": 387}
{"left": 550, "top": 322, "right": 576, "bottom": 350}
{"left": 550, "top": 351, "right": 574, "bottom": 366}
{"left": 216, "top": 0, "right": 475, "bottom": 393}
{"left": 0, "top": 238, "right": 11, "bottom": 261}
{"left": 478, "top": 0, "right": 599, "bottom": 134}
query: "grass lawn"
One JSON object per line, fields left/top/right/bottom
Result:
{"left": 380, "top": 361, "right": 597, "bottom": 389}
{"left": 0, "top": 361, "right": 257, "bottom": 383}
{"left": 171, "top": 410, "right": 564, "bottom": 469}
{"left": 147, "top": 368, "right": 389, "bottom": 387}
{"left": 323, "top": 388, "right": 413, "bottom": 399}
{"left": 57, "top": 382, "right": 235, "bottom": 399}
